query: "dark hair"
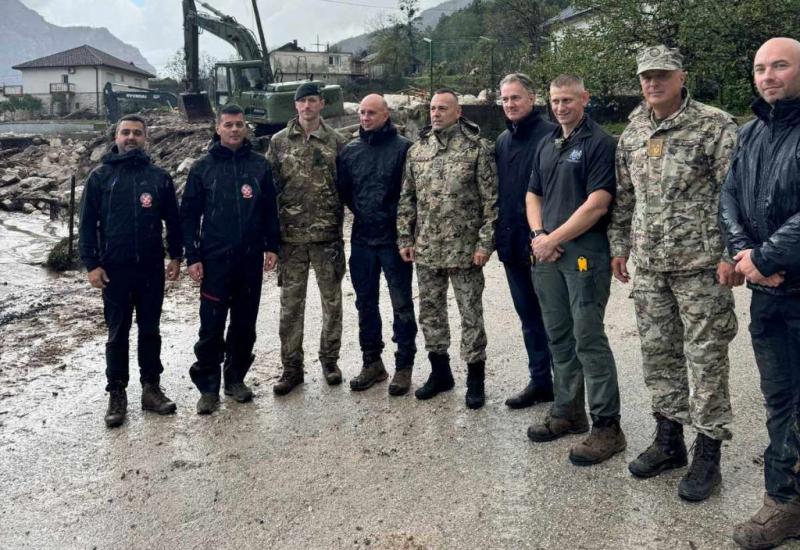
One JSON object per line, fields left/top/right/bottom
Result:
{"left": 432, "top": 88, "right": 459, "bottom": 101}
{"left": 116, "top": 114, "right": 147, "bottom": 133}
{"left": 217, "top": 103, "right": 245, "bottom": 122}
{"left": 498, "top": 73, "right": 536, "bottom": 95}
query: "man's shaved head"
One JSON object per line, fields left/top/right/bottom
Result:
{"left": 754, "top": 37, "right": 800, "bottom": 103}
{"left": 359, "top": 93, "right": 390, "bottom": 131}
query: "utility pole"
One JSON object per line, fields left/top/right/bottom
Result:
{"left": 423, "top": 37, "right": 433, "bottom": 101}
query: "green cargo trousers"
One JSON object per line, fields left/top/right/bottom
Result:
{"left": 533, "top": 232, "right": 621, "bottom": 420}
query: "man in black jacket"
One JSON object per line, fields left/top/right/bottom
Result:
{"left": 720, "top": 37, "right": 800, "bottom": 550}
{"left": 79, "top": 114, "right": 182, "bottom": 428}
{"left": 495, "top": 73, "right": 556, "bottom": 409}
{"left": 337, "top": 94, "right": 418, "bottom": 395}
{"left": 181, "top": 104, "right": 280, "bottom": 414}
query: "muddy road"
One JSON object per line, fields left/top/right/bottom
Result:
{"left": 0, "top": 211, "right": 795, "bottom": 550}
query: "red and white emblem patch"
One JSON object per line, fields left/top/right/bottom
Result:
{"left": 241, "top": 184, "right": 253, "bottom": 199}
{"left": 140, "top": 192, "right": 153, "bottom": 208}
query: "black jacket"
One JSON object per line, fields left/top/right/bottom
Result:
{"left": 181, "top": 136, "right": 280, "bottom": 265}
{"left": 336, "top": 120, "right": 411, "bottom": 247}
{"left": 79, "top": 146, "right": 182, "bottom": 271}
{"left": 494, "top": 110, "right": 556, "bottom": 264}
{"left": 720, "top": 97, "right": 800, "bottom": 295}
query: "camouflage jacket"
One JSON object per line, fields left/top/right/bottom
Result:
{"left": 267, "top": 117, "right": 348, "bottom": 243}
{"left": 608, "top": 95, "right": 737, "bottom": 271}
{"left": 397, "top": 117, "right": 498, "bottom": 268}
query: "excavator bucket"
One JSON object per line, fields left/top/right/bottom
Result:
{"left": 179, "top": 92, "right": 215, "bottom": 122}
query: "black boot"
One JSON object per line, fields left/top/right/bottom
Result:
{"left": 465, "top": 361, "right": 485, "bottom": 409}
{"left": 505, "top": 381, "right": 554, "bottom": 409}
{"left": 104, "top": 388, "right": 127, "bottom": 428}
{"left": 628, "top": 412, "right": 688, "bottom": 478}
{"left": 414, "top": 352, "right": 455, "bottom": 400}
{"left": 678, "top": 433, "right": 722, "bottom": 502}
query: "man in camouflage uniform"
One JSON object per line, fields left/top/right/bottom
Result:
{"left": 267, "top": 83, "right": 349, "bottom": 395}
{"left": 608, "top": 45, "right": 741, "bottom": 501}
{"left": 397, "top": 88, "right": 498, "bottom": 409}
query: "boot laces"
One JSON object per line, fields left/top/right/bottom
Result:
{"left": 684, "top": 436, "right": 716, "bottom": 480}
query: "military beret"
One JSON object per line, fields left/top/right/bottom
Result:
{"left": 636, "top": 45, "right": 684, "bottom": 75}
{"left": 294, "top": 82, "right": 322, "bottom": 101}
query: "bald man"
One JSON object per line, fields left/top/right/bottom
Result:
{"left": 336, "top": 94, "right": 418, "bottom": 395}
{"left": 720, "top": 37, "right": 800, "bottom": 549}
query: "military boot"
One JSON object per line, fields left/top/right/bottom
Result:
{"left": 349, "top": 357, "right": 388, "bottom": 391}
{"left": 141, "top": 383, "right": 177, "bottom": 415}
{"left": 733, "top": 494, "right": 800, "bottom": 550}
{"left": 415, "top": 352, "right": 455, "bottom": 400}
{"left": 569, "top": 416, "right": 627, "bottom": 466}
{"left": 196, "top": 393, "right": 220, "bottom": 415}
{"left": 629, "top": 412, "right": 688, "bottom": 478}
{"left": 321, "top": 361, "right": 343, "bottom": 386}
{"left": 224, "top": 354, "right": 255, "bottom": 402}
{"left": 505, "top": 381, "right": 554, "bottom": 409}
{"left": 273, "top": 367, "right": 304, "bottom": 396}
{"left": 527, "top": 403, "right": 589, "bottom": 442}
{"left": 104, "top": 388, "right": 127, "bottom": 428}
{"left": 677, "top": 433, "right": 722, "bottom": 501}
{"left": 388, "top": 366, "right": 413, "bottom": 396}
{"left": 465, "top": 361, "right": 486, "bottom": 409}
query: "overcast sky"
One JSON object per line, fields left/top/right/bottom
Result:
{"left": 20, "top": 0, "right": 444, "bottom": 76}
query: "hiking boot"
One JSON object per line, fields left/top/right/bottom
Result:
{"left": 629, "top": 412, "right": 688, "bottom": 478}
{"left": 465, "top": 361, "right": 486, "bottom": 410}
{"left": 104, "top": 389, "right": 127, "bottom": 428}
{"left": 141, "top": 383, "right": 177, "bottom": 415}
{"left": 388, "top": 367, "right": 413, "bottom": 396}
{"left": 224, "top": 382, "right": 254, "bottom": 403}
{"left": 414, "top": 352, "right": 455, "bottom": 400}
{"left": 733, "top": 494, "right": 800, "bottom": 550}
{"left": 349, "top": 358, "right": 388, "bottom": 391}
{"left": 321, "top": 362, "right": 343, "bottom": 386}
{"left": 273, "top": 368, "right": 304, "bottom": 396}
{"left": 527, "top": 408, "right": 589, "bottom": 442}
{"left": 678, "top": 433, "right": 722, "bottom": 501}
{"left": 196, "top": 393, "right": 220, "bottom": 415}
{"left": 569, "top": 416, "right": 627, "bottom": 466}
{"left": 505, "top": 382, "right": 554, "bottom": 409}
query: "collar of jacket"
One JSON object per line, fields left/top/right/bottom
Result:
{"left": 286, "top": 116, "right": 335, "bottom": 141}
{"left": 420, "top": 116, "right": 481, "bottom": 142}
{"left": 548, "top": 114, "right": 593, "bottom": 147}
{"left": 629, "top": 88, "right": 693, "bottom": 131}
{"left": 102, "top": 145, "right": 151, "bottom": 166}
{"left": 506, "top": 109, "right": 544, "bottom": 138}
{"left": 209, "top": 133, "right": 253, "bottom": 158}
{"left": 752, "top": 96, "right": 800, "bottom": 127}
{"left": 359, "top": 118, "right": 397, "bottom": 144}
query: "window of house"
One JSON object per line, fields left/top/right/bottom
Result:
{"left": 61, "top": 74, "right": 69, "bottom": 83}
{"left": 75, "top": 102, "right": 80, "bottom": 109}
{"left": 120, "top": 74, "right": 125, "bottom": 82}
{"left": 135, "top": 78, "right": 141, "bottom": 86}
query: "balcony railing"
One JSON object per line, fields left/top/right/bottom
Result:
{"left": 2, "top": 85, "right": 23, "bottom": 96}
{"left": 49, "top": 82, "right": 76, "bottom": 94}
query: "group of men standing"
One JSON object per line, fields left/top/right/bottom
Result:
{"left": 78, "top": 36, "right": 800, "bottom": 549}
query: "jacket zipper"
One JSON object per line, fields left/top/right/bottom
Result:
{"left": 133, "top": 168, "right": 139, "bottom": 263}
{"left": 233, "top": 155, "right": 243, "bottom": 252}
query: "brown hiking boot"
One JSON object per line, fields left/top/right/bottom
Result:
{"left": 273, "top": 368, "right": 304, "bottom": 396}
{"left": 321, "top": 362, "right": 343, "bottom": 386}
{"left": 733, "top": 494, "right": 800, "bottom": 550}
{"left": 527, "top": 409, "right": 590, "bottom": 442}
{"left": 349, "top": 359, "right": 388, "bottom": 391}
{"left": 141, "top": 383, "right": 177, "bottom": 415}
{"left": 569, "top": 417, "right": 626, "bottom": 466}
{"left": 104, "top": 389, "right": 127, "bottom": 428}
{"left": 388, "top": 367, "right": 413, "bottom": 396}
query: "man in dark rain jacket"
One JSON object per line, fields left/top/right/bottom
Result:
{"left": 719, "top": 37, "right": 800, "bottom": 550}
{"left": 181, "top": 104, "right": 280, "bottom": 415}
{"left": 494, "top": 73, "right": 556, "bottom": 409}
{"left": 79, "top": 114, "right": 182, "bottom": 428}
{"left": 336, "top": 94, "right": 418, "bottom": 395}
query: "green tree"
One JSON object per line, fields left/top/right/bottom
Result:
{"left": 0, "top": 94, "right": 43, "bottom": 114}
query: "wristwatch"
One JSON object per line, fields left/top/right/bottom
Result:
{"left": 529, "top": 228, "right": 547, "bottom": 240}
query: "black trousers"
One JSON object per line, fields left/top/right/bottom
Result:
{"left": 190, "top": 253, "right": 264, "bottom": 394}
{"left": 348, "top": 243, "right": 417, "bottom": 367}
{"left": 749, "top": 290, "right": 800, "bottom": 502}
{"left": 103, "top": 262, "right": 165, "bottom": 391}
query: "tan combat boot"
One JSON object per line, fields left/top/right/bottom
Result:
{"left": 569, "top": 416, "right": 626, "bottom": 466}
{"left": 527, "top": 407, "right": 590, "bottom": 442}
{"left": 388, "top": 367, "right": 413, "bottom": 396}
{"left": 349, "top": 358, "right": 388, "bottom": 391}
{"left": 733, "top": 494, "right": 800, "bottom": 550}
{"left": 273, "top": 366, "right": 304, "bottom": 396}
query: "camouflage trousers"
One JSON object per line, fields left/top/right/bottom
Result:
{"left": 416, "top": 265, "right": 487, "bottom": 364}
{"left": 278, "top": 240, "right": 345, "bottom": 370}
{"left": 632, "top": 267, "right": 737, "bottom": 440}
